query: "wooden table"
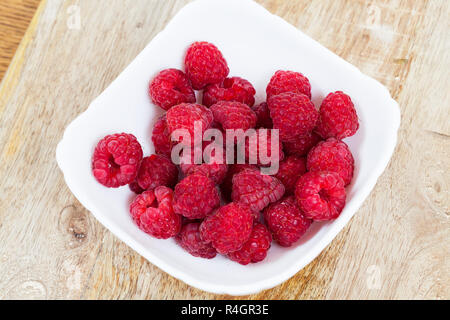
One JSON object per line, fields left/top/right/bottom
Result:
{"left": 0, "top": 0, "right": 41, "bottom": 81}
{"left": 0, "top": 0, "right": 448, "bottom": 300}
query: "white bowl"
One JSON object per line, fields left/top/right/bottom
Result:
{"left": 56, "top": 0, "right": 400, "bottom": 295}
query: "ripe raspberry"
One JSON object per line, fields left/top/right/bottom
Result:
{"left": 200, "top": 202, "right": 253, "bottom": 254}
{"left": 210, "top": 101, "right": 257, "bottom": 131}
{"left": 316, "top": 91, "right": 359, "bottom": 139}
{"left": 136, "top": 155, "right": 178, "bottom": 190}
{"left": 307, "top": 138, "right": 355, "bottom": 186}
{"left": 228, "top": 222, "right": 272, "bottom": 265}
{"left": 179, "top": 141, "right": 228, "bottom": 184}
{"left": 266, "top": 70, "right": 311, "bottom": 99}
{"left": 251, "top": 102, "right": 273, "bottom": 128}
{"left": 220, "top": 164, "right": 258, "bottom": 200}
{"left": 151, "top": 116, "right": 172, "bottom": 158}
{"left": 263, "top": 196, "right": 311, "bottom": 247}
{"left": 166, "top": 103, "right": 214, "bottom": 146}
{"left": 149, "top": 68, "right": 196, "bottom": 111}
{"left": 295, "top": 171, "right": 346, "bottom": 221}
{"left": 176, "top": 222, "right": 217, "bottom": 259}
{"left": 129, "top": 187, "right": 181, "bottom": 239}
{"left": 268, "top": 92, "right": 319, "bottom": 142}
{"left": 202, "top": 77, "right": 256, "bottom": 107}
{"left": 243, "top": 129, "right": 284, "bottom": 167}
{"left": 129, "top": 181, "right": 144, "bottom": 194}
{"left": 185, "top": 41, "right": 229, "bottom": 90}
{"left": 181, "top": 163, "right": 228, "bottom": 185}
{"left": 92, "top": 133, "right": 143, "bottom": 188}
{"left": 283, "top": 131, "right": 322, "bottom": 157}
{"left": 173, "top": 174, "right": 220, "bottom": 219}
{"left": 232, "top": 169, "right": 285, "bottom": 213}
{"left": 275, "top": 155, "right": 307, "bottom": 195}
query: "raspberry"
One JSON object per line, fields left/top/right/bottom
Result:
{"left": 316, "top": 91, "right": 359, "bottom": 139}
{"left": 185, "top": 41, "right": 229, "bottom": 90}
{"left": 92, "top": 133, "right": 143, "bottom": 188}
{"left": 244, "top": 129, "right": 284, "bottom": 167}
{"left": 199, "top": 202, "right": 253, "bottom": 254}
{"left": 166, "top": 103, "right": 214, "bottom": 146}
{"left": 210, "top": 101, "right": 257, "bottom": 131}
{"left": 220, "top": 164, "right": 258, "bottom": 200}
{"left": 266, "top": 70, "right": 311, "bottom": 99}
{"left": 181, "top": 163, "right": 228, "bottom": 185}
{"left": 268, "top": 92, "right": 319, "bottom": 142}
{"left": 295, "top": 171, "right": 346, "bottom": 221}
{"left": 149, "top": 68, "right": 196, "bottom": 111}
{"left": 129, "top": 187, "right": 181, "bottom": 239}
{"left": 136, "top": 155, "right": 178, "bottom": 191}
{"left": 307, "top": 138, "right": 355, "bottom": 186}
{"left": 251, "top": 102, "right": 273, "bottom": 128}
{"left": 232, "top": 169, "right": 285, "bottom": 214}
{"left": 275, "top": 155, "right": 307, "bottom": 195}
{"left": 129, "top": 181, "right": 144, "bottom": 194}
{"left": 263, "top": 196, "right": 311, "bottom": 247}
{"left": 173, "top": 174, "right": 220, "bottom": 219}
{"left": 283, "top": 131, "right": 322, "bottom": 157}
{"left": 176, "top": 222, "right": 217, "bottom": 259}
{"left": 151, "top": 116, "right": 172, "bottom": 158}
{"left": 228, "top": 222, "right": 272, "bottom": 265}
{"left": 179, "top": 141, "right": 228, "bottom": 184}
{"left": 202, "top": 77, "right": 255, "bottom": 107}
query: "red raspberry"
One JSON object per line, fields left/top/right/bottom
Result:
{"left": 129, "top": 181, "right": 144, "bottom": 194}
{"left": 251, "top": 102, "right": 273, "bottom": 128}
{"left": 210, "top": 101, "right": 257, "bottom": 131}
{"left": 173, "top": 174, "right": 220, "bottom": 219}
{"left": 151, "top": 116, "right": 172, "bottom": 158}
{"left": 199, "top": 202, "right": 253, "bottom": 254}
{"left": 295, "top": 171, "right": 346, "bottom": 221}
{"left": 232, "top": 169, "right": 285, "bottom": 213}
{"left": 185, "top": 41, "right": 229, "bottom": 90}
{"left": 266, "top": 70, "right": 311, "bottom": 99}
{"left": 202, "top": 77, "right": 255, "bottom": 107}
{"left": 263, "top": 196, "right": 311, "bottom": 247}
{"left": 176, "top": 222, "right": 217, "bottom": 259}
{"left": 307, "top": 138, "right": 354, "bottom": 186}
{"left": 220, "top": 164, "right": 258, "bottom": 200}
{"left": 316, "top": 91, "right": 359, "bottom": 139}
{"left": 283, "top": 131, "right": 322, "bottom": 157}
{"left": 275, "top": 155, "right": 307, "bottom": 195}
{"left": 149, "top": 68, "right": 196, "bottom": 111}
{"left": 268, "top": 92, "right": 319, "bottom": 142}
{"left": 179, "top": 141, "right": 228, "bottom": 184}
{"left": 181, "top": 163, "right": 228, "bottom": 185}
{"left": 136, "top": 155, "right": 178, "bottom": 190}
{"left": 129, "top": 187, "right": 181, "bottom": 239}
{"left": 92, "top": 133, "right": 143, "bottom": 188}
{"left": 228, "top": 222, "right": 272, "bottom": 265}
{"left": 166, "top": 103, "right": 214, "bottom": 146}
{"left": 243, "top": 129, "right": 284, "bottom": 167}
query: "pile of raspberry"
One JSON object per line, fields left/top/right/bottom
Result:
{"left": 91, "top": 41, "right": 359, "bottom": 265}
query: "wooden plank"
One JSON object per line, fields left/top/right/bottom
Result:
{"left": 0, "top": 0, "right": 41, "bottom": 81}
{"left": 0, "top": 0, "right": 448, "bottom": 299}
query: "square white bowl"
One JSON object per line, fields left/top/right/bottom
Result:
{"left": 56, "top": 0, "right": 400, "bottom": 295}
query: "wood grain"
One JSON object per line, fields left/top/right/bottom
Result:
{"left": 0, "top": 0, "right": 41, "bottom": 81}
{"left": 0, "top": 0, "right": 448, "bottom": 300}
